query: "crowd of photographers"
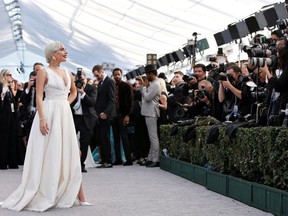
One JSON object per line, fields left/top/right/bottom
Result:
{"left": 166, "top": 25, "right": 288, "bottom": 127}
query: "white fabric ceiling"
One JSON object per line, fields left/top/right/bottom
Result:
{"left": 0, "top": 0, "right": 283, "bottom": 81}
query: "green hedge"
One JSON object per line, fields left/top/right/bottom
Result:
{"left": 159, "top": 125, "right": 288, "bottom": 191}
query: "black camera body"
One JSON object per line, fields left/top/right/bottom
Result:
{"left": 75, "top": 68, "right": 84, "bottom": 88}
{"left": 183, "top": 73, "right": 198, "bottom": 82}
{"left": 196, "top": 89, "right": 208, "bottom": 99}
{"left": 174, "top": 102, "right": 191, "bottom": 119}
{"left": 210, "top": 71, "right": 234, "bottom": 82}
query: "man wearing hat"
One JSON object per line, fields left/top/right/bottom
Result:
{"left": 137, "top": 64, "right": 161, "bottom": 167}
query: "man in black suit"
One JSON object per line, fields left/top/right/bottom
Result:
{"left": 20, "top": 65, "right": 43, "bottom": 144}
{"left": 111, "top": 68, "right": 133, "bottom": 166}
{"left": 92, "top": 65, "right": 115, "bottom": 168}
{"left": 71, "top": 70, "right": 98, "bottom": 172}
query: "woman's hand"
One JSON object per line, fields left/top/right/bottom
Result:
{"left": 40, "top": 118, "right": 49, "bottom": 136}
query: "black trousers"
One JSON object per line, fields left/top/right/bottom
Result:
{"left": 74, "top": 115, "right": 93, "bottom": 168}
{"left": 96, "top": 118, "right": 112, "bottom": 164}
{"left": 0, "top": 112, "right": 18, "bottom": 169}
{"left": 111, "top": 116, "right": 131, "bottom": 163}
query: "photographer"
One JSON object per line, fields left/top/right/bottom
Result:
{"left": 186, "top": 64, "right": 208, "bottom": 91}
{"left": 262, "top": 38, "right": 288, "bottom": 125}
{"left": 218, "top": 65, "right": 253, "bottom": 121}
{"left": 19, "top": 70, "right": 39, "bottom": 145}
{"left": 245, "top": 65, "right": 269, "bottom": 125}
{"left": 71, "top": 69, "right": 97, "bottom": 172}
{"left": 167, "top": 71, "right": 188, "bottom": 122}
{"left": 183, "top": 80, "right": 221, "bottom": 120}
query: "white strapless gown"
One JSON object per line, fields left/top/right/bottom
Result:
{"left": 1, "top": 68, "right": 82, "bottom": 212}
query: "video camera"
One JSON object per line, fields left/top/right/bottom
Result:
{"left": 75, "top": 68, "right": 84, "bottom": 88}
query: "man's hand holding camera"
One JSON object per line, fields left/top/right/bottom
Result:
{"left": 76, "top": 85, "right": 85, "bottom": 96}
{"left": 195, "top": 90, "right": 210, "bottom": 106}
{"left": 219, "top": 78, "right": 233, "bottom": 89}
{"left": 27, "top": 78, "right": 36, "bottom": 92}
{"left": 188, "top": 76, "right": 198, "bottom": 85}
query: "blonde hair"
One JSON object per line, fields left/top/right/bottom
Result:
{"left": 44, "top": 41, "right": 61, "bottom": 63}
{"left": 198, "top": 80, "right": 213, "bottom": 94}
{"left": 158, "top": 77, "right": 167, "bottom": 93}
{"left": 0, "top": 69, "right": 10, "bottom": 85}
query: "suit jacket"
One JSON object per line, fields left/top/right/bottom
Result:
{"left": 141, "top": 79, "right": 161, "bottom": 118}
{"left": 116, "top": 81, "right": 133, "bottom": 117}
{"left": 20, "top": 82, "right": 36, "bottom": 110}
{"left": 71, "top": 84, "right": 98, "bottom": 130}
{"left": 95, "top": 76, "right": 116, "bottom": 118}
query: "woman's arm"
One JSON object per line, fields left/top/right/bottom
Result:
{"left": 36, "top": 68, "right": 47, "bottom": 120}
{"left": 68, "top": 74, "right": 77, "bottom": 104}
{"left": 159, "top": 94, "right": 167, "bottom": 110}
{"left": 36, "top": 68, "right": 49, "bottom": 135}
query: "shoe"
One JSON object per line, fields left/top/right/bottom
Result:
{"left": 123, "top": 161, "right": 133, "bottom": 166}
{"left": 112, "top": 160, "right": 122, "bottom": 165}
{"left": 140, "top": 160, "right": 151, "bottom": 166}
{"left": 146, "top": 162, "right": 160, "bottom": 168}
{"left": 79, "top": 201, "right": 92, "bottom": 206}
{"left": 0, "top": 166, "right": 8, "bottom": 170}
{"left": 136, "top": 158, "right": 144, "bottom": 164}
{"left": 81, "top": 167, "right": 87, "bottom": 173}
{"left": 96, "top": 162, "right": 113, "bottom": 168}
{"left": 77, "top": 197, "right": 92, "bottom": 206}
{"left": 8, "top": 165, "right": 19, "bottom": 169}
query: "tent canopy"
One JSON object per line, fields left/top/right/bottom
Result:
{"left": 0, "top": 0, "right": 283, "bottom": 81}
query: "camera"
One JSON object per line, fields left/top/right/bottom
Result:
{"left": 175, "top": 108, "right": 186, "bottom": 119}
{"left": 209, "top": 56, "right": 217, "bottom": 62}
{"left": 243, "top": 36, "right": 276, "bottom": 58}
{"left": 243, "top": 33, "right": 279, "bottom": 71}
{"left": 243, "top": 45, "right": 271, "bottom": 58}
{"left": 183, "top": 73, "right": 198, "bottom": 82}
{"left": 251, "top": 86, "right": 267, "bottom": 102}
{"left": 237, "top": 75, "right": 250, "bottom": 83}
{"left": 75, "top": 68, "right": 84, "bottom": 88}
{"left": 196, "top": 89, "right": 208, "bottom": 99}
{"left": 209, "top": 71, "right": 234, "bottom": 82}
{"left": 277, "top": 18, "right": 288, "bottom": 30}
{"left": 174, "top": 102, "right": 191, "bottom": 119}
{"left": 248, "top": 56, "right": 277, "bottom": 68}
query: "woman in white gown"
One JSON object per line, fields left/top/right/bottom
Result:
{"left": 1, "top": 41, "right": 91, "bottom": 212}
